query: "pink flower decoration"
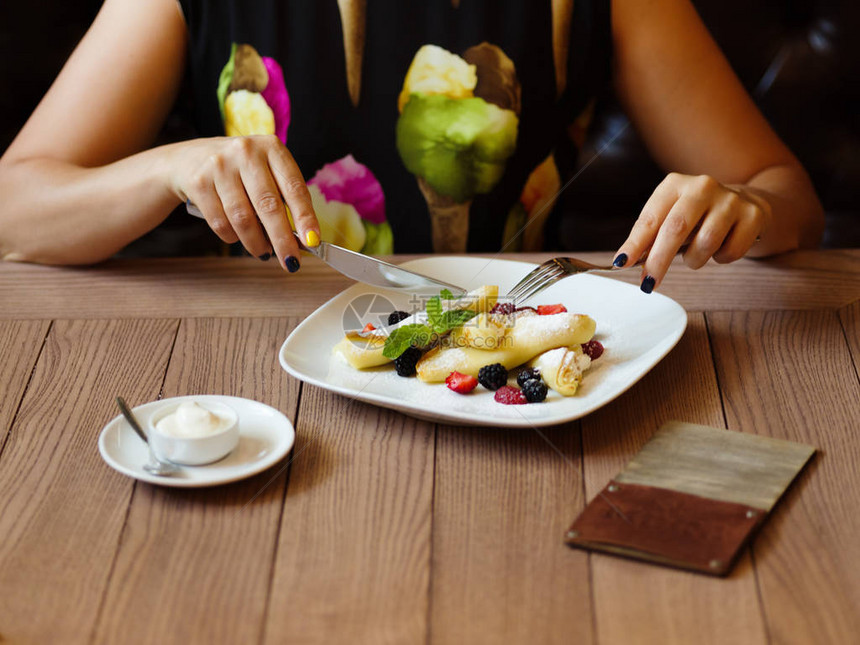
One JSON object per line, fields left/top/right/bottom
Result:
{"left": 308, "top": 155, "right": 386, "bottom": 224}
{"left": 261, "top": 57, "right": 290, "bottom": 143}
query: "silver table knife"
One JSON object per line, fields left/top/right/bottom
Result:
{"left": 185, "top": 201, "right": 466, "bottom": 294}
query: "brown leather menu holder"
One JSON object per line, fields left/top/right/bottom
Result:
{"left": 565, "top": 421, "right": 815, "bottom": 576}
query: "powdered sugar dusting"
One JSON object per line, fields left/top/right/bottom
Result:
{"left": 420, "top": 348, "right": 468, "bottom": 374}
{"left": 517, "top": 313, "right": 587, "bottom": 343}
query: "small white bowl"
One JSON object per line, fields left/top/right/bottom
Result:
{"left": 147, "top": 398, "right": 239, "bottom": 466}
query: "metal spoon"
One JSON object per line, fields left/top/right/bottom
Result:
{"left": 115, "top": 396, "right": 180, "bottom": 477}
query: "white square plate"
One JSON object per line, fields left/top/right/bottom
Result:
{"left": 279, "top": 256, "right": 687, "bottom": 427}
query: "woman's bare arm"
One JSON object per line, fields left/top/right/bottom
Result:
{"left": 0, "top": 0, "right": 318, "bottom": 267}
{"left": 0, "top": 0, "right": 188, "bottom": 264}
{"left": 611, "top": 0, "right": 825, "bottom": 289}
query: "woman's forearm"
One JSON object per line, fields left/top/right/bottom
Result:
{"left": 736, "top": 162, "right": 825, "bottom": 258}
{"left": 0, "top": 145, "right": 184, "bottom": 265}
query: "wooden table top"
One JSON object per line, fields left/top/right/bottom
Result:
{"left": 1, "top": 249, "right": 858, "bottom": 645}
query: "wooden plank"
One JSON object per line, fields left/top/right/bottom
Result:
{"left": 839, "top": 300, "right": 859, "bottom": 377}
{"left": 0, "top": 250, "right": 857, "bottom": 319}
{"left": 431, "top": 424, "right": 593, "bottom": 645}
{"left": 93, "top": 318, "right": 300, "bottom": 645}
{"left": 582, "top": 314, "right": 768, "bottom": 645}
{"left": 264, "top": 388, "right": 435, "bottom": 645}
{"left": 0, "top": 257, "right": 353, "bottom": 320}
{"left": 0, "top": 320, "right": 50, "bottom": 450}
{"left": 708, "top": 309, "right": 860, "bottom": 644}
{"left": 0, "top": 319, "right": 177, "bottom": 645}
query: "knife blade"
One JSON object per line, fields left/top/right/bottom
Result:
{"left": 185, "top": 200, "right": 466, "bottom": 294}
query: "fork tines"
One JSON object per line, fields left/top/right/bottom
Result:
{"left": 507, "top": 259, "right": 566, "bottom": 303}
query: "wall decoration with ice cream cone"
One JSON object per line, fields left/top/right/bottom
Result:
{"left": 396, "top": 43, "right": 521, "bottom": 253}
{"left": 217, "top": 44, "right": 291, "bottom": 143}
{"left": 336, "top": 0, "right": 367, "bottom": 107}
{"left": 218, "top": 44, "right": 391, "bottom": 255}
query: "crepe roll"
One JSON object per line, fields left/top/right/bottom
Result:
{"left": 444, "top": 284, "right": 498, "bottom": 313}
{"left": 416, "top": 312, "right": 595, "bottom": 382}
{"left": 447, "top": 313, "right": 508, "bottom": 350}
{"left": 333, "top": 331, "right": 390, "bottom": 369}
{"left": 526, "top": 345, "right": 592, "bottom": 396}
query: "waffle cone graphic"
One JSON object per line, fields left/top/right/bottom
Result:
{"left": 417, "top": 177, "right": 471, "bottom": 253}
{"left": 337, "top": 0, "right": 367, "bottom": 107}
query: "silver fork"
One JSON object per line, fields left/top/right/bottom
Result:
{"left": 507, "top": 247, "right": 685, "bottom": 303}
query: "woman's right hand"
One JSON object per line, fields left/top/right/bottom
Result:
{"left": 168, "top": 134, "right": 320, "bottom": 271}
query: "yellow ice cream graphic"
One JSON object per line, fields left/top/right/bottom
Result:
{"left": 223, "top": 90, "right": 276, "bottom": 138}
{"left": 398, "top": 45, "right": 477, "bottom": 112}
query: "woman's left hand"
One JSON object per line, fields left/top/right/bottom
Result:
{"left": 613, "top": 172, "right": 772, "bottom": 293}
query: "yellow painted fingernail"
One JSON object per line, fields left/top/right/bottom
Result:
{"left": 306, "top": 230, "right": 320, "bottom": 247}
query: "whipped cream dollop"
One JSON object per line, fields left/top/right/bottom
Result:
{"left": 155, "top": 401, "right": 230, "bottom": 439}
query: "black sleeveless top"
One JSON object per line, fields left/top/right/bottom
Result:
{"left": 174, "top": 0, "right": 611, "bottom": 254}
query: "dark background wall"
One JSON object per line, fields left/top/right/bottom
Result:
{"left": 2, "top": 0, "right": 857, "bottom": 251}
{"left": 0, "top": 1, "right": 102, "bottom": 152}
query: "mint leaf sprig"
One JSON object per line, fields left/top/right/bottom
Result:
{"left": 382, "top": 292, "right": 477, "bottom": 359}
{"left": 382, "top": 324, "right": 434, "bottom": 359}
{"left": 425, "top": 295, "right": 477, "bottom": 335}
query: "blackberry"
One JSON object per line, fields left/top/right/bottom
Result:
{"left": 522, "top": 379, "right": 548, "bottom": 403}
{"left": 477, "top": 363, "right": 508, "bottom": 390}
{"left": 388, "top": 310, "right": 410, "bottom": 326}
{"left": 394, "top": 346, "right": 423, "bottom": 377}
{"left": 581, "top": 340, "right": 604, "bottom": 360}
{"left": 489, "top": 302, "right": 516, "bottom": 315}
{"left": 516, "top": 368, "right": 541, "bottom": 388}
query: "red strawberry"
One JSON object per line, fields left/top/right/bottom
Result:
{"left": 446, "top": 371, "right": 479, "bottom": 394}
{"left": 581, "top": 340, "right": 604, "bottom": 360}
{"left": 537, "top": 304, "right": 568, "bottom": 315}
{"left": 362, "top": 323, "right": 376, "bottom": 333}
{"left": 494, "top": 385, "right": 528, "bottom": 405}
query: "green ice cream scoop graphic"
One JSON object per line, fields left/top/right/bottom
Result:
{"left": 396, "top": 44, "right": 520, "bottom": 252}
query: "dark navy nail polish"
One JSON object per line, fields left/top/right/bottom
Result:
{"left": 258, "top": 253, "right": 271, "bottom": 262}
{"left": 640, "top": 275, "right": 656, "bottom": 294}
{"left": 613, "top": 253, "right": 628, "bottom": 268}
{"left": 286, "top": 256, "right": 300, "bottom": 273}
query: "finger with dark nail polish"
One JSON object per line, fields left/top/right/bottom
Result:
{"left": 286, "top": 256, "right": 300, "bottom": 273}
{"left": 640, "top": 275, "right": 656, "bottom": 294}
{"left": 258, "top": 253, "right": 271, "bottom": 262}
{"left": 613, "top": 253, "right": 628, "bottom": 268}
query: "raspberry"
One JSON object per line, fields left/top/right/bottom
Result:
{"left": 394, "top": 346, "right": 423, "bottom": 377}
{"left": 477, "top": 363, "right": 508, "bottom": 390}
{"left": 581, "top": 340, "right": 604, "bottom": 360}
{"left": 445, "top": 371, "right": 478, "bottom": 394}
{"left": 522, "top": 379, "right": 548, "bottom": 402}
{"left": 388, "top": 310, "right": 410, "bottom": 326}
{"left": 516, "top": 368, "right": 541, "bottom": 388}
{"left": 494, "top": 385, "right": 528, "bottom": 405}
{"left": 537, "top": 304, "right": 568, "bottom": 315}
{"left": 489, "top": 302, "right": 516, "bottom": 315}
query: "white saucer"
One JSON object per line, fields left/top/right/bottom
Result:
{"left": 98, "top": 395, "right": 295, "bottom": 487}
